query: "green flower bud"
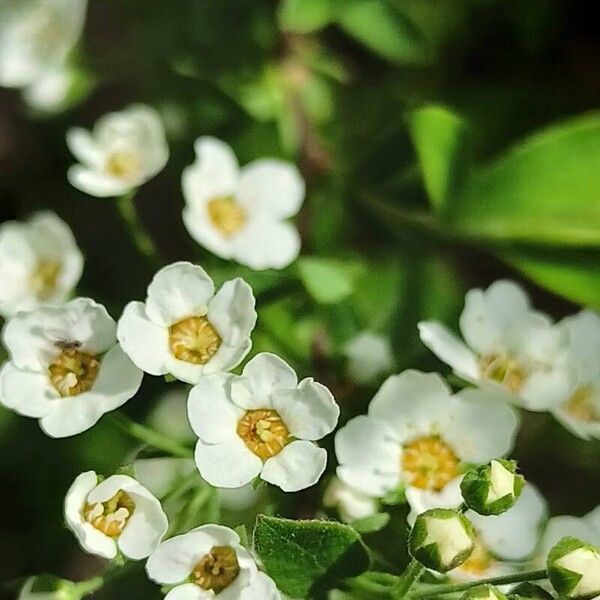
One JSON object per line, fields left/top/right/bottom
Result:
{"left": 547, "top": 537, "right": 600, "bottom": 599}
{"left": 461, "top": 459, "right": 524, "bottom": 516}
{"left": 508, "top": 583, "right": 555, "bottom": 599}
{"left": 409, "top": 508, "right": 475, "bottom": 573}
{"left": 462, "top": 585, "right": 509, "bottom": 600}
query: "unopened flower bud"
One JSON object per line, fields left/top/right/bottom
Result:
{"left": 462, "top": 585, "right": 508, "bottom": 600}
{"left": 547, "top": 537, "right": 600, "bottom": 599}
{"left": 461, "top": 459, "right": 524, "bottom": 516}
{"left": 409, "top": 508, "right": 475, "bottom": 573}
{"left": 508, "top": 583, "right": 554, "bottom": 600}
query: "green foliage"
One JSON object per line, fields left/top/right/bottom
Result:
{"left": 278, "top": 0, "right": 335, "bottom": 33}
{"left": 350, "top": 512, "right": 390, "bottom": 533}
{"left": 298, "top": 256, "right": 365, "bottom": 304}
{"left": 253, "top": 515, "right": 370, "bottom": 597}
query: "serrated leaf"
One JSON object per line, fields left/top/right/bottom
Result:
{"left": 351, "top": 512, "right": 390, "bottom": 533}
{"left": 254, "top": 515, "right": 370, "bottom": 597}
{"left": 279, "top": 0, "right": 335, "bottom": 33}
{"left": 298, "top": 257, "right": 365, "bottom": 304}
{"left": 337, "top": 0, "right": 430, "bottom": 65}
{"left": 408, "top": 105, "right": 471, "bottom": 211}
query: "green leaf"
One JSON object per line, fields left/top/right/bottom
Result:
{"left": 337, "top": 0, "right": 431, "bottom": 65}
{"left": 298, "top": 257, "right": 365, "bottom": 304}
{"left": 254, "top": 515, "right": 370, "bottom": 597}
{"left": 279, "top": 0, "right": 335, "bottom": 33}
{"left": 408, "top": 105, "right": 471, "bottom": 211}
{"left": 351, "top": 513, "right": 390, "bottom": 533}
{"left": 448, "top": 112, "right": 600, "bottom": 246}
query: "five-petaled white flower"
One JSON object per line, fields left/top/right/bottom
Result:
{"left": 182, "top": 137, "right": 305, "bottom": 270}
{"left": 418, "top": 280, "right": 574, "bottom": 411}
{"left": 117, "top": 262, "right": 256, "bottom": 384}
{"left": 146, "top": 524, "right": 281, "bottom": 600}
{"left": 344, "top": 331, "right": 394, "bottom": 384}
{"left": 335, "top": 370, "right": 519, "bottom": 507}
{"left": 66, "top": 104, "right": 169, "bottom": 197}
{"left": 0, "top": 212, "right": 83, "bottom": 318}
{"left": 0, "top": 298, "right": 143, "bottom": 437}
{"left": 0, "top": 0, "right": 86, "bottom": 106}
{"left": 188, "top": 352, "right": 339, "bottom": 492}
{"left": 64, "top": 471, "right": 168, "bottom": 560}
{"left": 551, "top": 310, "right": 600, "bottom": 439}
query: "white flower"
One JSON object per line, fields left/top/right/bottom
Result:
{"left": 146, "top": 524, "right": 281, "bottom": 600}
{"left": 418, "top": 280, "right": 574, "bottom": 411}
{"left": 551, "top": 310, "right": 600, "bottom": 439}
{"left": 182, "top": 137, "right": 304, "bottom": 270}
{"left": 66, "top": 104, "right": 169, "bottom": 197}
{"left": 335, "top": 370, "right": 519, "bottom": 505}
{"left": 0, "top": 212, "right": 83, "bottom": 318}
{"left": 188, "top": 352, "right": 339, "bottom": 492}
{"left": 0, "top": 298, "right": 143, "bottom": 437}
{"left": 22, "top": 65, "right": 72, "bottom": 113}
{"left": 64, "top": 471, "right": 168, "bottom": 560}
{"left": 323, "top": 476, "right": 378, "bottom": 523}
{"left": 0, "top": 0, "right": 86, "bottom": 92}
{"left": 344, "top": 332, "right": 393, "bottom": 384}
{"left": 117, "top": 262, "right": 256, "bottom": 384}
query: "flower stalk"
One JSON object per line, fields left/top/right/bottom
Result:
{"left": 116, "top": 193, "right": 162, "bottom": 265}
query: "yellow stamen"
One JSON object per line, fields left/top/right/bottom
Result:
{"left": 207, "top": 196, "right": 246, "bottom": 237}
{"left": 105, "top": 151, "right": 141, "bottom": 181}
{"left": 48, "top": 349, "right": 100, "bottom": 397}
{"left": 191, "top": 545, "right": 240, "bottom": 593}
{"left": 83, "top": 490, "right": 135, "bottom": 539}
{"left": 401, "top": 435, "right": 459, "bottom": 491}
{"left": 564, "top": 385, "right": 599, "bottom": 423}
{"left": 459, "top": 536, "right": 494, "bottom": 576}
{"left": 237, "top": 409, "right": 290, "bottom": 461}
{"left": 479, "top": 353, "right": 526, "bottom": 392}
{"left": 29, "top": 260, "right": 61, "bottom": 300}
{"left": 168, "top": 316, "right": 222, "bottom": 364}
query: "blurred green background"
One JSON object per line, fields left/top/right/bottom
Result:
{"left": 1, "top": 0, "right": 599, "bottom": 597}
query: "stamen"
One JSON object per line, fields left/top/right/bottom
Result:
{"left": 207, "top": 196, "right": 246, "bottom": 237}
{"left": 237, "top": 409, "right": 290, "bottom": 460}
{"left": 401, "top": 435, "right": 459, "bottom": 491}
{"left": 479, "top": 354, "right": 526, "bottom": 392}
{"left": 564, "top": 386, "right": 599, "bottom": 423}
{"left": 191, "top": 545, "right": 240, "bottom": 593}
{"left": 29, "top": 260, "right": 62, "bottom": 300}
{"left": 168, "top": 316, "right": 222, "bottom": 364}
{"left": 48, "top": 349, "right": 100, "bottom": 397}
{"left": 459, "top": 536, "right": 494, "bottom": 575}
{"left": 83, "top": 490, "right": 135, "bottom": 538}
{"left": 105, "top": 151, "right": 141, "bottom": 181}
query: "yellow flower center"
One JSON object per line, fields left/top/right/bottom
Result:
{"left": 207, "top": 196, "right": 247, "bottom": 237}
{"left": 29, "top": 260, "right": 61, "bottom": 300}
{"left": 105, "top": 151, "right": 141, "bottom": 181}
{"left": 458, "top": 536, "right": 495, "bottom": 576}
{"left": 83, "top": 490, "right": 135, "bottom": 539}
{"left": 479, "top": 353, "right": 526, "bottom": 392}
{"left": 191, "top": 545, "right": 240, "bottom": 593}
{"left": 168, "top": 316, "right": 222, "bottom": 364}
{"left": 237, "top": 409, "right": 290, "bottom": 461}
{"left": 401, "top": 435, "right": 460, "bottom": 491}
{"left": 563, "top": 385, "right": 599, "bottom": 423}
{"left": 48, "top": 349, "right": 100, "bottom": 397}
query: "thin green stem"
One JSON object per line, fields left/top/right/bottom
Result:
{"left": 408, "top": 569, "right": 548, "bottom": 599}
{"left": 108, "top": 412, "right": 193, "bottom": 458}
{"left": 72, "top": 576, "right": 104, "bottom": 597}
{"left": 392, "top": 559, "right": 424, "bottom": 598}
{"left": 116, "top": 192, "right": 162, "bottom": 265}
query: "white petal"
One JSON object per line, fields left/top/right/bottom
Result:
{"left": 67, "top": 165, "right": 132, "bottom": 197}
{"left": 406, "top": 477, "right": 464, "bottom": 521}
{"left": 117, "top": 301, "right": 171, "bottom": 375}
{"left": 369, "top": 370, "right": 452, "bottom": 440}
{"left": 165, "top": 584, "right": 209, "bottom": 600}
{"left": 40, "top": 394, "right": 104, "bottom": 438}
{"left": 0, "top": 361, "right": 56, "bottom": 417}
{"left": 237, "top": 159, "right": 305, "bottom": 220}
{"left": 334, "top": 415, "right": 400, "bottom": 496}
{"left": 273, "top": 378, "right": 339, "bottom": 440}
{"left": 207, "top": 278, "right": 257, "bottom": 346}
{"left": 443, "top": 389, "right": 519, "bottom": 464}
{"left": 66, "top": 127, "right": 104, "bottom": 168}
{"left": 519, "top": 366, "right": 575, "bottom": 411}
{"left": 194, "top": 436, "right": 261, "bottom": 488}
{"left": 239, "top": 572, "right": 281, "bottom": 600}
{"left": 261, "top": 440, "right": 327, "bottom": 492}
{"left": 145, "top": 262, "right": 215, "bottom": 327}
{"left": 200, "top": 338, "right": 253, "bottom": 376}
{"left": 187, "top": 373, "right": 243, "bottom": 443}
{"left": 232, "top": 220, "right": 301, "bottom": 271}
{"left": 459, "top": 280, "right": 531, "bottom": 356}
{"left": 345, "top": 332, "right": 394, "bottom": 384}
{"left": 417, "top": 322, "right": 480, "bottom": 380}
{"left": 561, "top": 310, "right": 600, "bottom": 380}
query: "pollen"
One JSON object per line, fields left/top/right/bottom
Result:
{"left": 49, "top": 348, "right": 100, "bottom": 397}
{"left": 564, "top": 385, "right": 599, "bottom": 423}
{"left": 105, "top": 150, "right": 141, "bottom": 181}
{"left": 459, "top": 536, "right": 494, "bottom": 576}
{"left": 237, "top": 409, "right": 290, "bottom": 461}
{"left": 168, "top": 316, "right": 222, "bottom": 364}
{"left": 191, "top": 545, "right": 240, "bottom": 593}
{"left": 479, "top": 353, "right": 526, "bottom": 392}
{"left": 207, "top": 196, "right": 247, "bottom": 237}
{"left": 401, "top": 435, "right": 460, "bottom": 491}
{"left": 83, "top": 490, "right": 135, "bottom": 539}
{"left": 29, "top": 260, "right": 61, "bottom": 300}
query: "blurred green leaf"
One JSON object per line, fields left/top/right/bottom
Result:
{"left": 351, "top": 512, "right": 390, "bottom": 533}
{"left": 254, "top": 515, "right": 370, "bottom": 597}
{"left": 408, "top": 105, "right": 471, "bottom": 211}
{"left": 279, "top": 0, "right": 335, "bottom": 33}
{"left": 336, "top": 0, "right": 431, "bottom": 65}
{"left": 298, "top": 257, "right": 365, "bottom": 304}
{"left": 448, "top": 112, "right": 600, "bottom": 246}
